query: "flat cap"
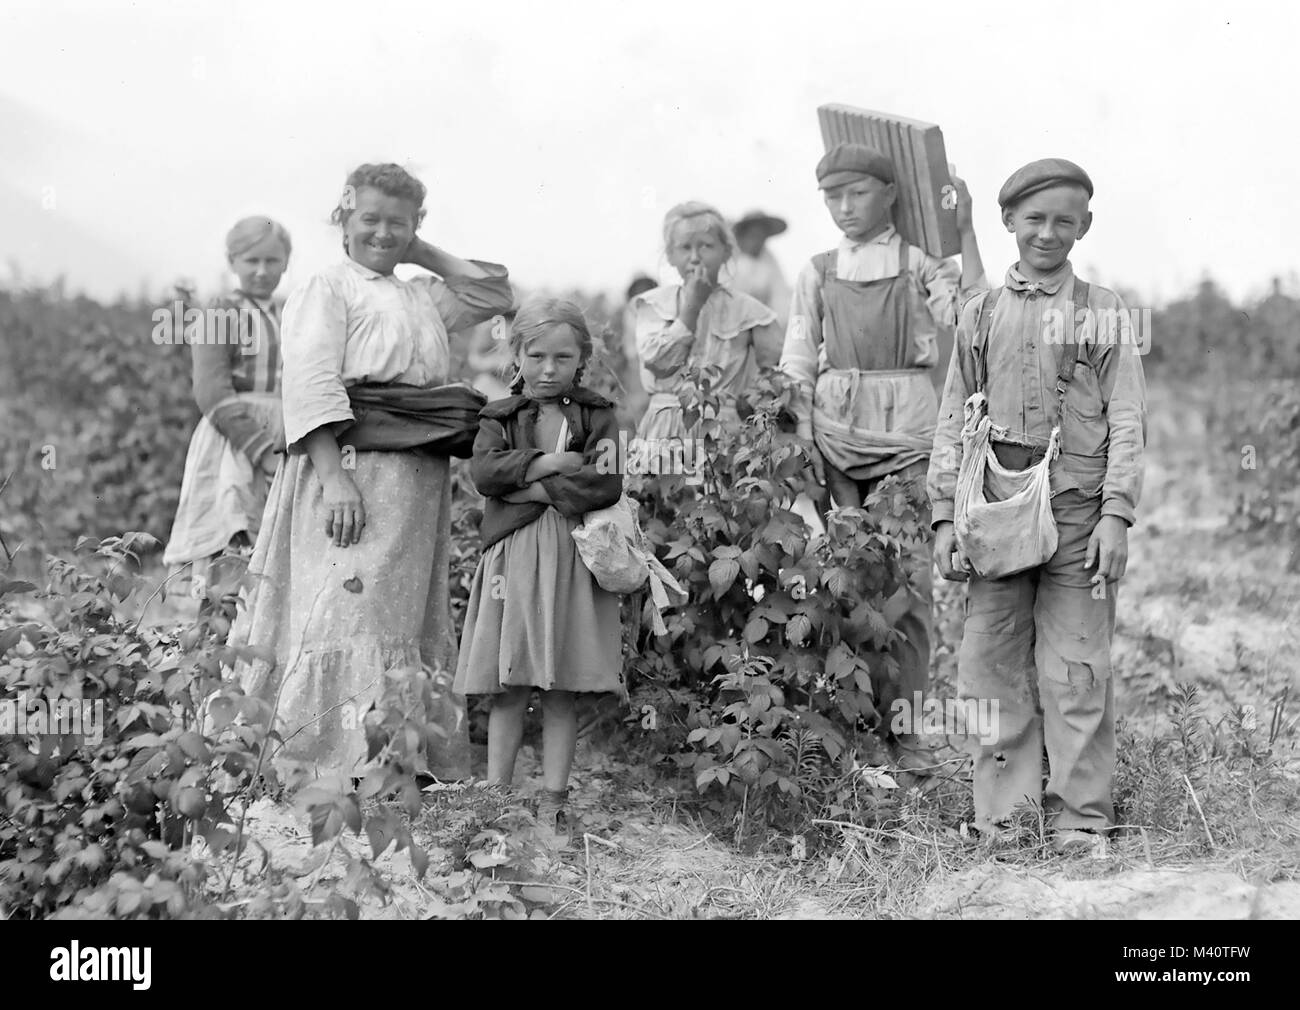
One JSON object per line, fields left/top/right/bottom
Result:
{"left": 817, "top": 143, "right": 894, "bottom": 190}
{"left": 998, "top": 158, "right": 1094, "bottom": 208}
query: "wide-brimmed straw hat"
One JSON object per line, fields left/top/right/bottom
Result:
{"left": 732, "top": 210, "right": 788, "bottom": 238}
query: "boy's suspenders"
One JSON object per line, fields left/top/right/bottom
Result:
{"left": 973, "top": 276, "right": 1091, "bottom": 429}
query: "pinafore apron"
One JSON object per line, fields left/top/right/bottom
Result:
{"left": 810, "top": 243, "right": 938, "bottom": 481}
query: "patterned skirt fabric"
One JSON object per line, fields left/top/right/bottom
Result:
{"left": 230, "top": 449, "right": 471, "bottom": 778}
{"left": 454, "top": 508, "right": 624, "bottom": 696}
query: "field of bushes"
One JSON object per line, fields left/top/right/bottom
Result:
{"left": 1, "top": 276, "right": 1297, "bottom": 919}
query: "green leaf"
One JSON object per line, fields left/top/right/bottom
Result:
{"left": 401, "top": 783, "right": 423, "bottom": 818}
{"left": 822, "top": 566, "right": 853, "bottom": 598}
{"left": 743, "top": 617, "right": 769, "bottom": 643}
{"left": 341, "top": 796, "right": 363, "bottom": 834}
{"left": 309, "top": 801, "right": 344, "bottom": 846}
{"left": 177, "top": 730, "right": 210, "bottom": 761}
{"left": 826, "top": 642, "right": 857, "bottom": 681}
{"left": 708, "top": 558, "right": 740, "bottom": 597}
{"left": 207, "top": 697, "right": 235, "bottom": 732}
{"left": 469, "top": 849, "right": 512, "bottom": 869}
{"left": 786, "top": 613, "right": 811, "bottom": 646}
{"left": 365, "top": 811, "right": 396, "bottom": 859}
{"left": 357, "top": 766, "right": 389, "bottom": 800}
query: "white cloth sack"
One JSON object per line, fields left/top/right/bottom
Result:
{"left": 954, "top": 393, "right": 1060, "bottom": 580}
{"left": 571, "top": 493, "right": 686, "bottom": 634}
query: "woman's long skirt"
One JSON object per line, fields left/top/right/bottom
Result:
{"left": 230, "top": 448, "right": 471, "bottom": 778}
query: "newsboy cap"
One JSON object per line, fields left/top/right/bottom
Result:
{"left": 816, "top": 144, "right": 895, "bottom": 190}
{"left": 998, "top": 158, "right": 1094, "bottom": 208}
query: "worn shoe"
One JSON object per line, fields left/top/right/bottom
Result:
{"left": 975, "top": 822, "right": 1017, "bottom": 853}
{"left": 1053, "top": 828, "right": 1107, "bottom": 858}
{"left": 535, "top": 788, "right": 570, "bottom": 844}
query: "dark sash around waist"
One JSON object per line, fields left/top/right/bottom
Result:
{"left": 335, "top": 383, "right": 488, "bottom": 458}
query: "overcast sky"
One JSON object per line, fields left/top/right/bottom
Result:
{"left": 1, "top": 0, "right": 1296, "bottom": 306}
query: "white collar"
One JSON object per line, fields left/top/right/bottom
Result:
{"left": 839, "top": 224, "right": 897, "bottom": 254}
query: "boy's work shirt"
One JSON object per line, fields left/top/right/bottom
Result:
{"left": 780, "top": 225, "right": 986, "bottom": 480}
{"left": 927, "top": 261, "right": 1147, "bottom": 527}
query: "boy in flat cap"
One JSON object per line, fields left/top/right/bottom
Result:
{"left": 780, "top": 142, "right": 987, "bottom": 768}
{"left": 927, "top": 158, "right": 1146, "bottom": 853}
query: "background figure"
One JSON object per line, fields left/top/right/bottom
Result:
{"left": 619, "top": 273, "right": 657, "bottom": 423}
{"left": 464, "top": 305, "right": 518, "bottom": 402}
{"left": 634, "top": 201, "right": 781, "bottom": 457}
{"left": 731, "top": 210, "right": 792, "bottom": 358}
{"left": 163, "top": 216, "right": 291, "bottom": 597}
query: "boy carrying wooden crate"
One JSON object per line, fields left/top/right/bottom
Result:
{"left": 780, "top": 142, "right": 987, "bottom": 769}
{"left": 926, "top": 158, "right": 1147, "bottom": 854}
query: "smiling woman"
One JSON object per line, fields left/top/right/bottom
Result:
{"left": 229, "top": 162, "right": 513, "bottom": 778}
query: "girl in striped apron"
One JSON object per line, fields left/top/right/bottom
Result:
{"left": 163, "top": 217, "right": 289, "bottom": 592}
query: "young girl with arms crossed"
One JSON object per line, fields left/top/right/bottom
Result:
{"left": 454, "top": 297, "right": 624, "bottom": 836}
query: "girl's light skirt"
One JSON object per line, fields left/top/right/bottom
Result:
{"left": 454, "top": 509, "right": 623, "bottom": 696}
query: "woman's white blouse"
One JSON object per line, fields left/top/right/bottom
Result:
{"left": 280, "top": 257, "right": 511, "bottom": 449}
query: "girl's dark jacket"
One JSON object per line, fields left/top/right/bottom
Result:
{"left": 471, "top": 385, "right": 623, "bottom": 550}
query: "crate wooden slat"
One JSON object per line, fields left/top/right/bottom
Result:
{"left": 817, "top": 104, "right": 961, "bottom": 259}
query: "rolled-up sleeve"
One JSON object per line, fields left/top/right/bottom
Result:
{"left": 779, "top": 261, "right": 824, "bottom": 437}
{"left": 926, "top": 293, "right": 984, "bottom": 526}
{"left": 281, "top": 274, "right": 354, "bottom": 451}
{"left": 426, "top": 261, "right": 512, "bottom": 333}
{"left": 915, "top": 252, "right": 988, "bottom": 332}
{"left": 1094, "top": 296, "right": 1147, "bottom": 526}
{"left": 635, "top": 298, "right": 695, "bottom": 379}
{"left": 191, "top": 325, "right": 272, "bottom": 463}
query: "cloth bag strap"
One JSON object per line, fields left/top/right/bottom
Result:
{"left": 973, "top": 276, "right": 1092, "bottom": 414}
{"left": 1051, "top": 277, "right": 1090, "bottom": 425}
